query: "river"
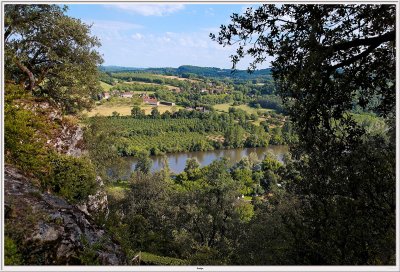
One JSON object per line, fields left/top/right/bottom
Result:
{"left": 113, "top": 145, "right": 289, "bottom": 176}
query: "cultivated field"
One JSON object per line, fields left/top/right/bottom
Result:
{"left": 125, "top": 80, "right": 178, "bottom": 91}
{"left": 100, "top": 81, "right": 113, "bottom": 92}
{"left": 85, "top": 102, "right": 182, "bottom": 117}
{"left": 213, "top": 103, "right": 273, "bottom": 115}
{"left": 160, "top": 75, "right": 199, "bottom": 83}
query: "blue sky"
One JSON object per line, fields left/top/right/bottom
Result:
{"left": 66, "top": 3, "right": 271, "bottom": 69}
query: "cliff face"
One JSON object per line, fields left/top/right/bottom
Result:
{"left": 4, "top": 165, "right": 127, "bottom": 265}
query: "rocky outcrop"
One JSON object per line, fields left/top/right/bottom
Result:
{"left": 55, "top": 124, "right": 85, "bottom": 157}
{"left": 23, "top": 99, "right": 108, "bottom": 219}
{"left": 77, "top": 176, "right": 109, "bottom": 220}
{"left": 4, "top": 165, "right": 127, "bottom": 265}
{"left": 21, "top": 99, "right": 85, "bottom": 156}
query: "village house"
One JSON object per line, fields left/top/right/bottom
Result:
{"left": 103, "top": 92, "right": 110, "bottom": 99}
{"left": 142, "top": 95, "right": 160, "bottom": 106}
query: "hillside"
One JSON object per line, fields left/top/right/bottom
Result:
{"left": 100, "top": 65, "right": 272, "bottom": 80}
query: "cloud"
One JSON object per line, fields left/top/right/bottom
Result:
{"left": 94, "top": 26, "right": 271, "bottom": 69}
{"left": 205, "top": 7, "right": 215, "bottom": 16}
{"left": 106, "top": 4, "right": 185, "bottom": 16}
{"left": 84, "top": 19, "right": 144, "bottom": 43}
{"left": 132, "top": 33, "right": 143, "bottom": 40}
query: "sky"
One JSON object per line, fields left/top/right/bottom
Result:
{"left": 66, "top": 3, "right": 271, "bottom": 69}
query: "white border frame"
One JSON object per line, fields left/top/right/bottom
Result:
{"left": 1, "top": 1, "right": 399, "bottom": 272}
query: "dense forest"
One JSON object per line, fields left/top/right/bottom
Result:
{"left": 3, "top": 3, "right": 396, "bottom": 267}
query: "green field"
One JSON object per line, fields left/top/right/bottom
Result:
{"left": 100, "top": 81, "right": 113, "bottom": 92}
{"left": 125, "top": 80, "right": 178, "bottom": 91}
{"left": 85, "top": 100, "right": 182, "bottom": 117}
{"left": 214, "top": 103, "right": 274, "bottom": 115}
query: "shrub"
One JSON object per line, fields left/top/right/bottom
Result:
{"left": 48, "top": 154, "right": 98, "bottom": 204}
{"left": 4, "top": 236, "right": 23, "bottom": 265}
{"left": 4, "top": 84, "right": 51, "bottom": 178}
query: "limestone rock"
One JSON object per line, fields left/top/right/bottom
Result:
{"left": 4, "top": 165, "right": 127, "bottom": 265}
{"left": 77, "top": 176, "right": 109, "bottom": 220}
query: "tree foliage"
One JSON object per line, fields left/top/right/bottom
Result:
{"left": 212, "top": 4, "right": 396, "bottom": 264}
{"left": 4, "top": 4, "right": 103, "bottom": 113}
{"left": 211, "top": 4, "right": 395, "bottom": 128}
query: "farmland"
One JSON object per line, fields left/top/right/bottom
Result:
{"left": 85, "top": 103, "right": 181, "bottom": 117}
{"left": 213, "top": 103, "right": 274, "bottom": 115}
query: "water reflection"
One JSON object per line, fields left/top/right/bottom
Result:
{"left": 116, "top": 145, "right": 288, "bottom": 176}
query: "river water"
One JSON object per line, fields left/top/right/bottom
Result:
{"left": 117, "top": 145, "right": 289, "bottom": 175}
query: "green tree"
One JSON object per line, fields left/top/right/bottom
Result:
{"left": 151, "top": 107, "right": 161, "bottom": 119}
{"left": 48, "top": 153, "right": 98, "bottom": 204}
{"left": 4, "top": 4, "right": 103, "bottom": 113}
{"left": 174, "top": 159, "right": 243, "bottom": 264}
{"left": 183, "top": 158, "right": 201, "bottom": 180}
{"left": 135, "top": 153, "right": 152, "bottom": 174}
{"left": 224, "top": 126, "right": 245, "bottom": 148}
{"left": 83, "top": 116, "right": 128, "bottom": 180}
{"left": 122, "top": 172, "right": 173, "bottom": 254}
{"left": 131, "top": 106, "right": 145, "bottom": 118}
{"left": 213, "top": 4, "right": 395, "bottom": 264}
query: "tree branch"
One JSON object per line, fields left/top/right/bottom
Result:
{"left": 328, "top": 30, "right": 395, "bottom": 52}
{"left": 328, "top": 43, "right": 380, "bottom": 71}
{"left": 14, "top": 59, "right": 35, "bottom": 91}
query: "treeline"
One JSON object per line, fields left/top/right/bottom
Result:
{"left": 155, "top": 90, "right": 235, "bottom": 106}
{"left": 100, "top": 65, "right": 272, "bottom": 81}
{"left": 249, "top": 95, "right": 285, "bottom": 113}
{"left": 111, "top": 72, "right": 186, "bottom": 88}
{"left": 99, "top": 72, "right": 115, "bottom": 85}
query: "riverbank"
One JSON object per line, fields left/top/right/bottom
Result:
{"left": 109, "top": 145, "right": 288, "bottom": 176}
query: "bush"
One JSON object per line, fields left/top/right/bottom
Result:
{"left": 48, "top": 154, "right": 98, "bottom": 204}
{"left": 4, "top": 236, "right": 23, "bottom": 265}
{"left": 4, "top": 84, "right": 51, "bottom": 178}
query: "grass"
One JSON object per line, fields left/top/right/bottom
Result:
{"left": 251, "top": 117, "right": 267, "bottom": 126}
{"left": 140, "top": 252, "right": 188, "bottom": 265}
{"left": 106, "top": 181, "right": 130, "bottom": 201}
{"left": 159, "top": 75, "right": 199, "bottom": 83}
{"left": 213, "top": 103, "right": 274, "bottom": 115}
{"left": 100, "top": 81, "right": 113, "bottom": 92}
{"left": 85, "top": 100, "right": 183, "bottom": 117}
{"left": 125, "top": 80, "right": 178, "bottom": 91}
{"left": 140, "top": 104, "right": 183, "bottom": 115}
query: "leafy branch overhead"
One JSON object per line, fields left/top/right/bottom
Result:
{"left": 211, "top": 4, "right": 396, "bottom": 135}
{"left": 4, "top": 4, "right": 103, "bottom": 113}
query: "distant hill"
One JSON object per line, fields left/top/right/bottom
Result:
{"left": 100, "top": 65, "right": 272, "bottom": 80}
{"left": 99, "top": 66, "right": 146, "bottom": 72}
